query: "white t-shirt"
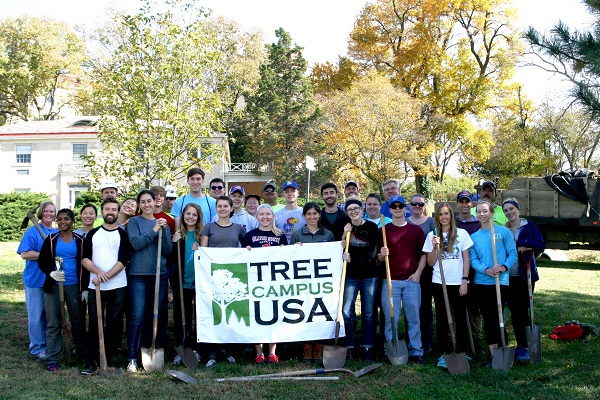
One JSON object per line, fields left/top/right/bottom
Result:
{"left": 423, "top": 228, "right": 473, "bottom": 285}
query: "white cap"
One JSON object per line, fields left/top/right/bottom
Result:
{"left": 100, "top": 179, "right": 118, "bottom": 191}
{"left": 165, "top": 185, "right": 177, "bottom": 198}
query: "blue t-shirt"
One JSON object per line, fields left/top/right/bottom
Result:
{"left": 55, "top": 237, "right": 78, "bottom": 286}
{"left": 171, "top": 194, "right": 216, "bottom": 225}
{"left": 17, "top": 225, "right": 58, "bottom": 288}
{"left": 183, "top": 231, "right": 196, "bottom": 289}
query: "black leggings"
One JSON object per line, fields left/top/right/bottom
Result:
{"left": 474, "top": 284, "right": 509, "bottom": 348}
{"left": 508, "top": 276, "right": 534, "bottom": 348}
{"left": 432, "top": 283, "right": 469, "bottom": 354}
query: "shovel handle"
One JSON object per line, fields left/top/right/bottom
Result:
{"left": 490, "top": 223, "right": 507, "bottom": 348}
{"left": 524, "top": 254, "right": 535, "bottom": 326}
{"left": 96, "top": 283, "right": 108, "bottom": 371}
{"left": 335, "top": 231, "right": 351, "bottom": 343}
{"left": 380, "top": 215, "right": 395, "bottom": 320}
{"left": 150, "top": 228, "right": 163, "bottom": 350}
{"left": 435, "top": 231, "right": 458, "bottom": 352}
{"left": 177, "top": 240, "right": 187, "bottom": 341}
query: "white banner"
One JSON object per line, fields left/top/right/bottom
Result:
{"left": 195, "top": 242, "right": 344, "bottom": 343}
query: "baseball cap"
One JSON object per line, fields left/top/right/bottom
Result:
{"left": 100, "top": 179, "right": 118, "bottom": 191}
{"left": 165, "top": 185, "right": 177, "bottom": 198}
{"left": 456, "top": 190, "right": 473, "bottom": 202}
{"left": 389, "top": 195, "right": 406, "bottom": 205}
{"left": 481, "top": 181, "right": 497, "bottom": 192}
{"left": 229, "top": 185, "right": 245, "bottom": 196}
{"left": 263, "top": 182, "right": 277, "bottom": 191}
{"left": 345, "top": 180, "right": 359, "bottom": 189}
{"left": 245, "top": 194, "right": 261, "bottom": 203}
{"left": 282, "top": 181, "right": 299, "bottom": 191}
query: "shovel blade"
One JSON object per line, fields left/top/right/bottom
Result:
{"left": 384, "top": 339, "right": 408, "bottom": 366}
{"left": 353, "top": 363, "right": 383, "bottom": 377}
{"left": 99, "top": 367, "right": 123, "bottom": 377}
{"left": 141, "top": 347, "right": 164, "bottom": 371}
{"left": 443, "top": 352, "right": 470, "bottom": 375}
{"left": 322, "top": 345, "right": 347, "bottom": 369}
{"left": 166, "top": 369, "right": 198, "bottom": 384}
{"left": 492, "top": 347, "right": 514, "bottom": 372}
{"left": 175, "top": 345, "right": 198, "bottom": 370}
{"left": 526, "top": 325, "right": 542, "bottom": 364}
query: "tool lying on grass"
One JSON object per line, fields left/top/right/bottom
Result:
{"left": 141, "top": 229, "right": 164, "bottom": 371}
{"left": 323, "top": 230, "right": 351, "bottom": 369}
{"left": 55, "top": 257, "right": 71, "bottom": 366}
{"left": 167, "top": 363, "right": 382, "bottom": 384}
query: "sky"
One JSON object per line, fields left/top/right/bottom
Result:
{"left": 0, "top": 0, "right": 596, "bottom": 103}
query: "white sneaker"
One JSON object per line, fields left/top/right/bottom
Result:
{"left": 33, "top": 351, "right": 47, "bottom": 361}
{"left": 127, "top": 359, "right": 138, "bottom": 373}
{"left": 193, "top": 350, "right": 201, "bottom": 363}
{"left": 226, "top": 355, "right": 236, "bottom": 364}
{"left": 173, "top": 355, "right": 182, "bottom": 365}
{"left": 205, "top": 358, "right": 217, "bottom": 368}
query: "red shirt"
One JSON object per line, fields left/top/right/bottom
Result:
{"left": 380, "top": 222, "right": 425, "bottom": 280}
{"left": 154, "top": 211, "right": 175, "bottom": 234}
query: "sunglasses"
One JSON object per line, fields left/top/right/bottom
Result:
{"left": 410, "top": 201, "right": 425, "bottom": 207}
{"left": 263, "top": 188, "right": 275, "bottom": 193}
{"left": 211, "top": 186, "right": 224, "bottom": 190}
{"left": 166, "top": 197, "right": 176, "bottom": 200}
{"left": 390, "top": 203, "right": 405, "bottom": 209}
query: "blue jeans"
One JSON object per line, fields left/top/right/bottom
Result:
{"left": 381, "top": 279, "right": 423, "bottom": 356}
{"left": 25, "top": 286, "right": 47, "bottom": 355}
{"left": 127, "top": 274, "right": 168, "bottom": 360}
{"left": 342, "top": 277, "right": 378, "bottom": 348}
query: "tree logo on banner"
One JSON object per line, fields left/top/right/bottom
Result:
{"left": 210, "top": 263, "right": 250, "bottom": 326}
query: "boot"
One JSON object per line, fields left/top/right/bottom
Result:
{"left": 313, "top": 344, "right": 324, "bottom": 363}
{"left": 303, "top": 343, "right": 313, "bottom": 363}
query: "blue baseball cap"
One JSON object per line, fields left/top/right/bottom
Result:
{"left": 282, "top": 181, "right": 299, "bottom": 191}
{"left": 456, "top": 190, "right": 473, "bottom": 202}
{"left": 389, "top": 195, "right": 406, "bottom": 206}
{"left": 229, "top": 185, "right": 245, "bottom": 196}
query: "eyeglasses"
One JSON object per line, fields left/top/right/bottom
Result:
{"left": 390, "top": 203, "right": 405, "bottom": 209}
{"left": 346, "top": 207, "right": 362, "bottom": 213}
{"left": 410, "top": 202, "right": 425, "bottom": 207}
{"left": 211, "top": 186, "right": 224, "bottom": 191}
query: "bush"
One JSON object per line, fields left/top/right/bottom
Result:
{"left": 0, "top": 192, "right": 51, "bottom": 242}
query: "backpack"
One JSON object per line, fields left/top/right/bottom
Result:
{"left": 550, "top": 324, "right": 584, "bottom": 341}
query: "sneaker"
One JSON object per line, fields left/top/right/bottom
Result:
{"left": 255, "top": 354, "right": 266, "bottom": 364}
{"left": 33, "top": 351, "right": 47, "bottom": 361}
{"left": 437, "top": 355, "right": 447, "bottom": 369}
{"left": 205, "top": 358, "right": 217, "bottom": 368}
{"left": 516, "top": 347, "right": 529, "bottom": 362}
{"left": 268, "top": 354, "right": 279, "bottom": 364}
{"left": 80, "top": 364, "right": 95, "bottom": 376}
{"left": 126, "top": 359, "right": 138, "bottom": 373}
{"left": 173, "top": 355, "right": 182, "bottom": 365}
{"left": 362, "top": 348, "right": 374, "bottom": 362}
{"left": 226, "top": 355, "right": 236, "bottom": 364}
{"left": 47, "top": 363, "right": 59, "bottom": 372}
{"left": 409, "top": 355, "right": 427, "bottom": 365}
{"left": 193, "top": 350, "right": 201, "bottom": 363}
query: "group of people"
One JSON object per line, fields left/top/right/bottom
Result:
{"left": 18, "top": 169, "right": 544, "bottom": 374}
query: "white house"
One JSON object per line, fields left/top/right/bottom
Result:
{"left": 0, "top": 117, "right": 274, "bottom": 209}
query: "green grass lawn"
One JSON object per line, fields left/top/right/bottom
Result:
{"left": 1, "top": 243, "right": 599, "bottom": 399}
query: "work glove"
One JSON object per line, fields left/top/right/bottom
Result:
{"left": 50, "top": 271, "right": 65, "bottom": 282}
{"left": 81, "top": 290, "right": 88, "bottom": 303}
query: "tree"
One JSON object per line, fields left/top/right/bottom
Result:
{"left": 0, "top": 16, "right": 85, "bottom": 124}
{"left": 81, "top": 1, "right": 222, "bottom": 191}
{"left": 320, "top": 72, "right": 429, "bottom": 191}
{"left": 211, "top": 269, "right": 248, "bottom": 325}
{"left": 236, "top": 28, "right": 334, "bottom": 184}
{"left": 310, "top": 56, "right": 358, "bottom": 95}
{"left": 525, "top": 0, "right": 600, "bottom": 120}
{"left": 347, "top": 0, "right": 522, "bottom": 183}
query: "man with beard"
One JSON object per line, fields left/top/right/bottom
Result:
{"left": 320, "top": 182, "right": 350, "bottom": 240}
{"left": 470, "top": 181, "right": 508, "bottom": 225}
{"left": 81, "top": 198, "right": 131, "bottom": 375}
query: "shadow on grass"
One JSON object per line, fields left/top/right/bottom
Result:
{"left": 535, "top": 289, "right": 600, "bottom": 326}
{"left": 538, "top": 259, "right": 600, "bottom": 271}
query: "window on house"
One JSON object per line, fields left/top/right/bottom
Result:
{"left": 16, "top": 169, "right": 29, "bottom": 175}
{"left": 73, "top": 144, "right": 88, "bottom": 161}
{"left": 16, "top": 145, "right": 31, "bottom": 164}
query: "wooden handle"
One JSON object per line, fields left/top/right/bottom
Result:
{"left": 177, "top": 240, "right": 187, "bottom": 340}
{"left": 336, "top": 231, "right": 351, "bottom": 322}
{"left": 491, "top": 223, "right": 507, "bottom": 347}
{"left": 96, "top": 283, "right": 107, "bottom": 371}
{"left": 151, "top": 228, "right": 162, "bottom": 350}
{"left": 380, "top": 215, "right": 395, "bottom": 319}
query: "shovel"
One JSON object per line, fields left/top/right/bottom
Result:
{"left": 142, "top": 228, "right": 164, "bottom": 371}
{"left": 323, "top": 230, "right": 351, "bottom": 368}
{"left": 21, "top": 205, "right": 47, "bottom": 239}
{"left": 434, "top": 231, "right": 469, "bottom": 375}
{"left": 95, "top": 283, "right": 123, "bottom": 376}
{"left": 166, "top": 370, "right": 339, "bottom": 383}
{"left": 524, "top": 252, "right": 542, "bottom": 364}
{"left": 55, "top": 257, "right": 72, "bottom": 366}
{"left": 490, "top": 223, "right": 515, "bottom": 372}
{"left": 380, "top": 215, "right": 409, "bottom": 366}
{"left": 174, "top": 240, "right": 198, "bottom": 369}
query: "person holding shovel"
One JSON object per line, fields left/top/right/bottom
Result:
{"left": 423, "top": 203, "right": 473, "bottom": 369}
{"left": 170, "top": 203, "right": 204, "bottom": 366}
{"left": 38, "top": 208, "right": 87, "bottom": 372}
{"left": 502, "top": 198, "right": 545, "bottom": 363}
{"left": 469, "top": 200, "right": 517, "bottom": 366}
{"left": 126, "top": 190, "right": 172, "bottom": 373}
{"left": 17, "top": 201, "right": 58, "bottom": 361}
